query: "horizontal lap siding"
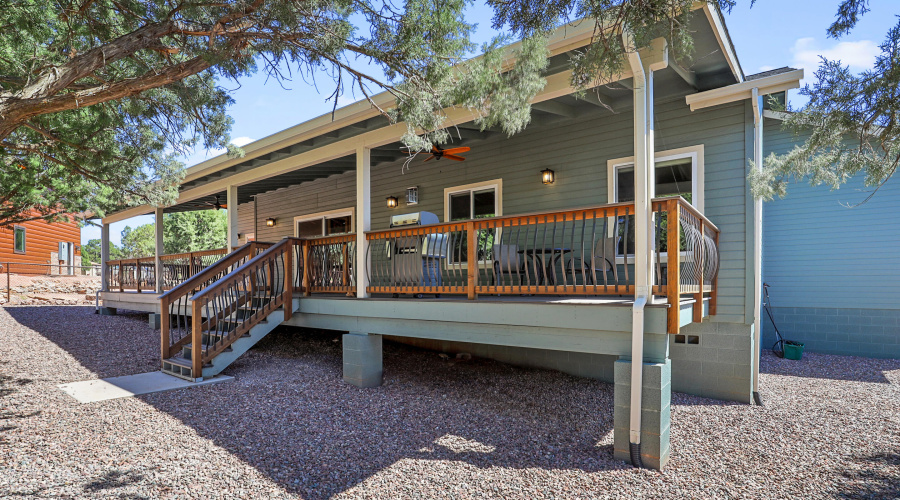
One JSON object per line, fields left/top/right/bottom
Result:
{"left": 762, "top": 117, "right": 900, "bottom": 310}
{"left": 0, "top": 215, "right": 81, "bottom": 264}
{"left": 248, "top": 96, "right": 749, "bottom": 319}
{"left": 237, "top": 200, "right": 255, "bottom": 239}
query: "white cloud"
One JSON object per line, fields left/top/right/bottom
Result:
{"left": 789, "top": 37, "right": 879, "bottom": 84}
{"left": 230, "top": 136, "right": 254, "bottom": 147}
{"left": 336, "top": 95, "right": 358, "bottom": 107}
{"left": 758, "top": 65, "right": 776, "bottom": 72}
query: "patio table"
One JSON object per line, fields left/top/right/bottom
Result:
{"left": 518, "top": 248, "right": 571, "bottom": 286}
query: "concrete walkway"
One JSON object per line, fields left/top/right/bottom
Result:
{"left": 58, "top": 371, "right": 232, "bottom": 403}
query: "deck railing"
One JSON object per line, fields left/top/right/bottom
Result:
{"left": 104, "top": 248, "right": 228, "bottom": 292}
{"left": 158, "top": 242, "right": 272, "bottom": 361}
{"left": 303, "top": 234, "right": 356, "bottom": 295}
{"left": 364, "top": 197, "right": 718, "bottom": 332}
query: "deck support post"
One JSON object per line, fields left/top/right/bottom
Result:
{"left": 342, "top": 332, "right": 382, "bottom": 388}
{"left": 155, "top": 206, "right": 164, "bottom": 293}
{"left": 614, "top": 358, "right": 671, "bottom": 470}
{"left": 227, "top": 185, "right": 239, "bottom": 252}
{"left": 356, "top": 146, "right": 371, "bottom": 298}
{"left": 101, "top": 223, "right": 110, "bottom": 292}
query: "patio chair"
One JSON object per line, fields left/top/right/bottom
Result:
{"left": 492, "top": 244, "right": 525, "bottom": 286}
{"left": 566, "top": 236, "right": 618, "bottom": 285}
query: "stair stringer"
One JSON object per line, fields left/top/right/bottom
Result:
{"left": 200, "top": 297, "right": 301, "bottom": 378}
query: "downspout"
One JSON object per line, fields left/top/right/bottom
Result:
{"left": 751, "top": 88, "right": 764, "bottom": 406}
{"left": 624, "top": 30, "right": 653, "bottom": 468}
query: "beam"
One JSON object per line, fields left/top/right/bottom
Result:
{"left": 531, "top": 100, "right": 578, "bottom": 118}
{"left": 685, "top": 69, "right": 803, "bottom": 112}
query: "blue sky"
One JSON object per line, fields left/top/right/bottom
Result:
{"left": 82, "top": 0, "right": 898, "bottom": 245}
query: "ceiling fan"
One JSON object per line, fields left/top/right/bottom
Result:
{"left": 200, "top": 194, "right": 227, "bottom": 210}
{"left": 418, "top": 145, "right": 471, "bottom": 162}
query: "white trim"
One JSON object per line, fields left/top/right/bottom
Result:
{"left": 685, "top": 70, "right": 803, "bottom": 112}
{"left": 293, "top": 208, "right": 355, "bottom": 237}
{"left": 701, "top": 3, "right": 744, "bottom": 83}
{"left": 606, "top": 144, "right": 705, "bottom": 212}
{"left": 443, "top": 179, "right": 503, "bottom": 222}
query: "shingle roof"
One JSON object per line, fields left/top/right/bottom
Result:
{"left": 745, "top": 67, "right": 799, "bottom": 81}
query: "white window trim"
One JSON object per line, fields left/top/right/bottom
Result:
{"left": 13, "top": 226, "right": 26, "bottom": 254}
{"left": 443, "top": 179, "right": 502, "bottom": 268}
{"left": 606, "top": 145, "right": 704, "bottom": 264}
{"left": 606, "top": 144, "right": 704, "bottom": 212}
{"left": 293, "top": 208, "right": 355, "bottom": 237}
{"left": 443, "top": 178, "right": 503, "bottom": 221}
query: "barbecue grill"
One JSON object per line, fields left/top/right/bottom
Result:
{"left": 387, "top": 211, "right": 448, "bottom": 297}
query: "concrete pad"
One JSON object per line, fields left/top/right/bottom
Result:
{"left": 58, "top": 371, "right": 232, "bottom": 403}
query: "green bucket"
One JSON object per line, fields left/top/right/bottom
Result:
{"left": 783, "top": 341, "right": 804, "bottom": 361}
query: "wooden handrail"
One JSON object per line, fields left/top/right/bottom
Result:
{"left": 158, "top": 242, "right": 271, "bottom": 301}
{"left": 192, "top": 239, "right": 296, "bottom": 302}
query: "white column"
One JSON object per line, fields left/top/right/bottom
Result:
{"left": 355, "top": 146, "right": 371, "bottom": 298}
{"left": 155, "top": 206, "right": 164, "bottom": 293}
{"left": 752, "top": 88, "right": 764, "bottom": 397}
{"left": 226, "top": 185, "right": 239, "bottom": 252}
{"left": 100, "top": 223, "right": 110, "bottom": 291}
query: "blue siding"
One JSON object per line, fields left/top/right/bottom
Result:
{"left": 762, "top": 116, "right": 900, "bottom": 358}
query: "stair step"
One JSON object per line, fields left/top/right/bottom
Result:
{"left": 182, "top": 343, "right": 231, "bottom": 360}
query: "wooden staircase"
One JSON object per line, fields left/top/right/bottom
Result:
{"left": 158, "top": 239, "right": 301, "bottom": 381}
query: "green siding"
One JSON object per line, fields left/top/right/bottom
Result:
{"left": 239, "top": 95, "right": 751, "bottom": 321}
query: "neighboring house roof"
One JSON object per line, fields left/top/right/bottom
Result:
{"left": 746, "top": 67, "right": 799, "bottom": 81}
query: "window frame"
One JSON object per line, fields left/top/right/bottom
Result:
{"left": 293, "top": 208, "right": 355, "bottom": 238}
{"left": 13, "top": 226, "right": 26, "bottom": 254}
{"left": 606, "top": 145, "right": 704, "bottom": 263}
{"left": 443, "top": 179, "right": 502, "bottom": 267}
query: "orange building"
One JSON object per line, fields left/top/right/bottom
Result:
{"left": 0, "top": 214, "right": 82, "bottom": 273}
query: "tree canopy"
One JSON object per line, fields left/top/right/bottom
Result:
{"left": 751, "top": 1, "right": 900, "bottom": 202}
{"left": 0, "top": 0, "right": 737, "bottom": 226}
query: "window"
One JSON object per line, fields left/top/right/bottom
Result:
{"left": 13, "top": 226, "right": 25, "bottom": 254}
{"left": 293, "top": 209, "right": 354, "bottom": 238}
{"left": 444, "top": 179, "right": 502, "bottom": 263}
{"left": 607, "top": 145, "right": 704, "bottom": 256}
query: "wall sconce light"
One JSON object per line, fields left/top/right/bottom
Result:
{"left": 266, "top": 218, "right": 276, "bottom": 227}
{"left": 386, "top": 196, "right": 399, "bottom": 209}
{"left": 541, "top": 168, "right": 556, "bottom": 185}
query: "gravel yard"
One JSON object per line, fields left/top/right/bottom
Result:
{"left": 1, "top": 305, "right": 899, "bottom": 499}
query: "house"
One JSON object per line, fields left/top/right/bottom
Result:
{"left": 0, "top": 212, "right": 82, "bottom": 274}
{"left": 762, "top": 117, "right": 900, "bottom": 359}
{"left": 94, "top": 4, "right": 804, "bottom": 470}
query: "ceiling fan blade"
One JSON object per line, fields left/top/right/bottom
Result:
{"left": 441, "top": 147, "right": 471, "bottom": 155}
{"left": 443, "top": 154, "right": 466, "bottom": 161}
{"left": 423, "top": 155, "right": 435, "bottom": 162}
{"left": 220, "top": 204, "right": 228, "bottom": 209}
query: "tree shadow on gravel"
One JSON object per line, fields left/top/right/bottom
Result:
{"left": 137, "top": 327, "right": 625, "bottom": 499}
{"left": 4, "top": 305, "right": 160, "bottom": 378}
{"left": 0, "top": 362, "right": 39, "bottom": 444}
{"left": 836, "top": 452, "right": 900, "bottom": 499}
{"left": 760, "top": 350, "right": 900, "bottom": 384}
{"left": 83, "top": 469, "right": 148, "bottom": 498}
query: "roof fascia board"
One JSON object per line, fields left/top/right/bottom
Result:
{"left": 182, "top": 20, "right": 604, "bottom": 185}
{"left": 700, "top": 2, "right": 744, "bottom": 83}
{"left": 104, "top": 48, "right": 659, "bottom": 224}
{"left": 684, "top": 69, "right": 803, "bottom": 111}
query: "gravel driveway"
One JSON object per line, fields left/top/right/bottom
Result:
{"left": 1, "top": 305, "right": 899, "bottom": 499}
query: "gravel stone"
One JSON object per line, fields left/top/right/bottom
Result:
{"left": 1, "top": 305, "right": 898, "bottom": 499}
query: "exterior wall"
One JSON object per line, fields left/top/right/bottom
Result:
{"left": 0, "top": 213, "right": 81, "bottom": 267}
{"left": 237, "top": 200, "right": 256, "bottom": 243}
{"left": 762, "top": 117, "right": 900, "bottom": 358}
{"left": 251, "top": 96, "right": 756, "bottom": 402}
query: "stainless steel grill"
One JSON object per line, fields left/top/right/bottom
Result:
{"left": 387, "top": 211, "right": 447, "bottom": 297}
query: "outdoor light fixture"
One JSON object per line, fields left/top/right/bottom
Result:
{"left": 541, "top": 168, "right": 556, "bottom": 185}
{"left": 386, "top": 196, "right": 399, "bottom": 209}
{"left": 266, "top": 218, "right": 276, "bottom": 227}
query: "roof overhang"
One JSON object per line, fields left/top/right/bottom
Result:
{"left": 684, "top": 69, "right": 803, "bottom": 112}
